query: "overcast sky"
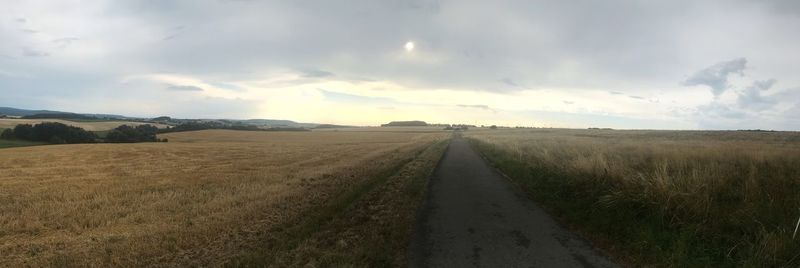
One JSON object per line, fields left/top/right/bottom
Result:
{"left": 2, "top": 0, "right": 800, "bottom": 129}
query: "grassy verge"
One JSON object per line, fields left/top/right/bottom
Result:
{"left": 468, "top": 137, "right": 800, "bottom": 267}
{"left": 230, "top": 139, "right": 450, "bottom": 267}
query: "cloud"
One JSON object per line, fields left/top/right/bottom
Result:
{"left": 163, "top": 25, "right": 186, "bottom": 41}
{"left": 166, "top": 85, "right": 204, "bottom": 91}
{"left": 318, "top": 88, "right": 394, "bottom": 104}
{"left": 21, "top": 47, "right": 49, "bottom": 57}
{"left": 3, "top": 1, "right": 800, "bottom": 129}
{"left": 737, "top": 79, "right": 777, "bottom": 111}
{"left": 682, "top": 58, "right": 747, "bottom": 96}
{"left": 696, "top": 102, "right": 746, "bottom": 119}
{"left": 500, "top": 78, "right": 520, "bottom": 87}
{"left": 300, "top": 69, "right": 335, "bottom": 78}
{"left": 563, "top": 100, "right": 574, "bottom": 105}
{"left": 52, "top": 37, "right": 81, "bottom": 48}
{"left": 457, "top": 104, "right": 491, "bottom": 110}
{"left": 0, "top": 69, "right": 33, "bottom": 78}
{"left": 628, "top": 95, "right": 645, "bottom": 100}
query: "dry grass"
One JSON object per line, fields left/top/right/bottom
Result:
{"left": 0, "top": 129, "right": 447, "bottom": 267}
{"left": 235, "top": 138, "right": 450, "bottom": 267}
{"left": 466, "top": 128, "right": 800, "bottom": 267}
{"left": 0, "top": 118, "right": 169, "bottom": 131}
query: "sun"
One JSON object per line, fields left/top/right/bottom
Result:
{"left": 404, "top": 41, "right": 415, "bottom": 52}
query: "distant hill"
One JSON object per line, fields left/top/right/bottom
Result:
{"left": 381, "top": 120, "right": 428, "bottom": 127}
{"left": 239, "top": 119, "right": 317, "bottom": 128}
{"left": 0, "top": 107, "right": 65, "bottom": 117}
{"left": 0, "top": 107, "right": 128, "bottom": 119}
{"left": 314, "top": 124, "right": 356, "bottom": 129}
{"left": 1, "top": 106, "right": 321, "bottom": 128}
{"left": 22, "top": 113, "right": 97, "bottom": 120}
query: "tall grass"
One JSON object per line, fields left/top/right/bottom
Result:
{"left": 467, "top": 129, "right": 800, "bottom": 267}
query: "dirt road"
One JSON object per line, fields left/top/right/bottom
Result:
{"left": 410, "top": 135, "right": 618, "bottom": 268}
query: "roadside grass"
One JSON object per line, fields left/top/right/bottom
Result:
{"left": 231, "top": 139, "right": 449, "bottom": 267}
{"left": 466, "top": 129, "right": 800, "bottom": 267}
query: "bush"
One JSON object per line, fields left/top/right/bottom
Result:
{"left": 0, "top": 129, "right": 14, "bottom": 139}
{"left": 30, "top": 122, "right": 96, "bottom": 143}
{"left": 106, "top": 125, "right": 159, "bottom": 143}
{"left": 3, "top": 123, "right": 95, "bottom": 144}
{"left": 12, "top": 124, "right": 34, "bottom": 140}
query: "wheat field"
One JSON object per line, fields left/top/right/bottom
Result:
{"left": 466, "top": 128, "right": 800, "bottom": 266}
{"left": 0, "top": 129, "right": 447, "bottom": 267}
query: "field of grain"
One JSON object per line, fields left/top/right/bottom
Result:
{"left": 466, "top": 129, "right": 800, "bottom": 267}
{"left": 0, "top": 129, "right": 447, "bottom": 267}
{"left": 0, "top": 118, "right": 169, "bottom": 131}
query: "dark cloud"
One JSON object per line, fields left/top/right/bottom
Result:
{"left": 683, "top": 58, "right": 747, "bottom": 96}
{"left": 166, "top": 85, "right": 204, "bottom": 91}
{"left": 500, "top": 78, "right": 520, "bottom": 87}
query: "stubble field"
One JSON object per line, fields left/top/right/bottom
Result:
{"left": 0, "top": 129, "right": 448, "bottom": 267}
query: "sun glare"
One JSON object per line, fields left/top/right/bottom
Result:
{"left": 405, "top": 41, "right": 415, "bottom": 52}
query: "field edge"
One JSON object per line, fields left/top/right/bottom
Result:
{"left": 229, "top": 137, "right": 451, "bottom": 267}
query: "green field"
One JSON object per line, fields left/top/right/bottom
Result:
{"left": 0, "top": 139, "right": 45, "bottom": 149}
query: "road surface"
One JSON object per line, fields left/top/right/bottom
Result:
{"left": 410, "top": 135, "right": 618, "bottom": 268}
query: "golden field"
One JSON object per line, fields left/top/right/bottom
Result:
{"left": 466, "top": 128, "right": 800, "bottom": 267}
{"left": 0, "top": 129, "right": 448, "bottom": 267}
{"left": 0, "top": 118, "right": 169, "bottom": 131}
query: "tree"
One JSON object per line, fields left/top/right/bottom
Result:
{"left": 12, "top": 124, "right": 34, "bottom": 140}
{"left": 106, "top": 124, "right": 159, "bottom": 143}
{"left": 29, "top": 122, "right": 96, "bottom": 143}
{"left": 0, "top": 129, "right": 14, "bottom": 139}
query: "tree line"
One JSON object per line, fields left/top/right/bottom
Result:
{"left": 0, "top": 122, "right": 165, "bottom": 144}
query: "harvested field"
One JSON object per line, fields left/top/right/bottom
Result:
{"left": 0, "top": 129, "right": 448, "bottom": 267}
{"left": 0, "top": 118, "right": 169, "bottom": 131}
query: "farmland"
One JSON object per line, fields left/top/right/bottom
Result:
{"left": 0, "top": 118, "right": 169, "bottom": 132}
{"left": 466, "top": 128, "right": 800, "bottom": 267}
{"left": 0, "top": 129, "right": 448, "bottom": 267}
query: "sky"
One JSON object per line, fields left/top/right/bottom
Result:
{"left": 2, "top": 0, "right": 800, "bottom": 129}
